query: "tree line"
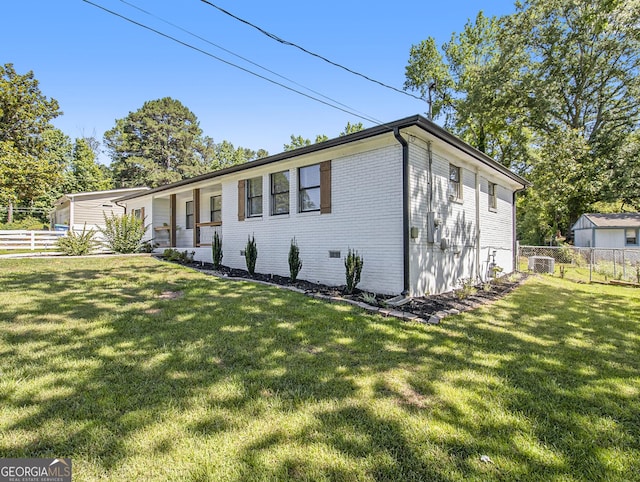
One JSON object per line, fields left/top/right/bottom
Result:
{"left": 0, "top": 62, "right": 364, "bottom": 226}
{"left": 2, "top": 0, "right": 638, "bottom": 242}
{"left": 404, "top": 0, "right": 639, "bottom": 244}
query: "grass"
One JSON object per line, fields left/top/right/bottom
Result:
{"left": 0, "top": 248, "right": 52, "bottom": 255}
{"left": 1, "top": 256, "right": 639, "bottom": 481}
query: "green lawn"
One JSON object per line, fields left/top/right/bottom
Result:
{"left": 1, "top": 257, "right": 639, "bottom": 481}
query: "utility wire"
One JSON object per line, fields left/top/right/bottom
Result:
{"left": 117, "top": 0, "right": 382, "bottom": 124}
{"left": 82, "top": 0, "right": 384, "bottom": 126}
{"left": 199, "top": 0, "right": 427, "bottom": 103}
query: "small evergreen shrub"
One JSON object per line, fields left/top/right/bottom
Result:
{"left": 212, "top": 231, "right": 223, "bottom": 270}
{"left": 245, "top": 234, "right": 257, "bottom": 275}
{"left": 56, "top": 225, "right": 98, "bottom": 256}
{"left": 344, "top": 248, "right": 363, "bottom": 294}
{"left": 288, "top": 237, "right": 302, "bottom": 282}
{"left": 100, "top": 213, "right": 146, "bottom": 253}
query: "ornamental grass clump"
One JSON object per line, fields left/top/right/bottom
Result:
{"left": 288, "top": 237, "right": 303, "bottom": 282}
{"left": 100, "top": 213, "right": 146, "bottom": 253}
{"left": 245, "top": 234, "right": 258, "bottom": 276}
{"left": 56, "top": 224, "right": 98, "bottom": 256}
{"left": 212, "top": 231, "right": 223, "bottom": 269}
{"left": 344, "top": 248, "right": 363, "bottom": 294}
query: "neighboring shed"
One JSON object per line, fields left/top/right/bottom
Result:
{"left": 572, "top": 213, "right": 640, "bottom": 248}
{"left": 51, "top": 187, "right": 149, "bottom": 231}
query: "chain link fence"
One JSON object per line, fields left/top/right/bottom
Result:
{"left": 518, "top": 245, "right": 640, "bottom": 284}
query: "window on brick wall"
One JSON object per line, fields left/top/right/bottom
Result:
{"left": 210, "top": 195, "right": 221, "bottom": 223}
{"left": 246, "top": 177, "right": 263, "bottom": 217}
{"left": 299, "top": 164, "right": 321, "bottom": 212}
{"left": 488, "top": 182, "right": 497, "bottom": 211}
{"left": 449, "top": 164, "right": 462, "bottom": 201}
{"left": 271, "top": 170, "right": 290, "bottom": 215}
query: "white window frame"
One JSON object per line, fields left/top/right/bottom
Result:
{"left": 246, "top": 177, "right": 263, "bottom": 218}
{"left": 488, "top": 182, "right": 497, "bottom": 211}
{"left": 625, "top": 228, "right": 638, "bottom": 246}
{"left": 449, "top": 164, "right": 462, "bottom": 201}
{"left": 185, "top": 201, "right": 194, "bottom": 229}
{"left": 270, "top": 170, "right": 290, "bottom": 215}
{"left": 210, "top": 195, "right": 222, "bottom": 223}
{"left": 298, "top": 164, "right": 321, "bottom": 213}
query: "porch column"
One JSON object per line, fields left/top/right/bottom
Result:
{"left": 193, "top": 188, "right": 200, "bottom": 247}
{"left": 170, "top": 194, "right": 176, "bottom": 247}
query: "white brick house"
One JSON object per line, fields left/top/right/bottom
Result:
{"left": 119, "top": 115, "right": 528, "bottom": 295}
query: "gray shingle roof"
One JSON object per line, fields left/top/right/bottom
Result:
{"left": 584, "top": 213, "right": 640, "bottom": 228}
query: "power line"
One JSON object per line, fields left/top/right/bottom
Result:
{"left": 117, "top": 0, "right": 382, "bottom": 124}
{"left": 82, "top": 0, "right": 385, "bottom": 126}
{"left": 199, "top": 0, "right": 427, "bottom": 103}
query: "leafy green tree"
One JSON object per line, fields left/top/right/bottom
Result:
{"left": 283, "top": 134, "right": 312, "bottom": 151}
{"left": 405, "top": 1, "right": 640, "bottom": 242}
{"left": 284, "top": 123, "right": 364, "bottom": 151}
{"left": 68, "top": 138, "right": 113, "bottom": 192}
{"left": 0, "top": 64, "right": 62, "bottom": 222}
{"left": 339, "top": 122, "right": 364, "bottom": 136}
{"left": 104, "top": 97, "right": 208, "bottom": 188}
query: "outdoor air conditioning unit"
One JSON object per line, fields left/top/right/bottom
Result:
{"left": 528, "top": 256, "right": 555, "bottom": 274}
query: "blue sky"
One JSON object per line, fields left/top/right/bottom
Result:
{"left": 3, "top": 0, "right": 517, "bottom": 163}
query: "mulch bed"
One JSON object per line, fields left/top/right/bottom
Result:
{"left": 163, "top": 257, "right": 527, "bottom": 323}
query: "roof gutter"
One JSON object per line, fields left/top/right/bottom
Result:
{"left": 394, "top": 127, "right": 411, "bottom": 296}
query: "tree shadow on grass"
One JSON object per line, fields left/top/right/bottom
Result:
{"left": 1, "top": 259, "right": 639, "bottom": 480}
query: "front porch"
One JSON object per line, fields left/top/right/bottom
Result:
{"left": 148, "top": 183, "right": 223, "bottom": 251}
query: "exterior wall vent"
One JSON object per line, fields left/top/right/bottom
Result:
{"left": 328, "top": 250, "right": 341, "bottom": 259}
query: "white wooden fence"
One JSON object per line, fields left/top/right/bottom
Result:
{"left": 0, "top": 230, "right": 66, "bottom": 250}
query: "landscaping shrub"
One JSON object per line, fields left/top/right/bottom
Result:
{"left": 245, "top": 234, "right": 257, "bottom": 275}
{"left": 100, "top": 213, "right": 146, "bottom": 253}
{"left": 212, "top": 231, "right": 223, "bottom": 269}
{"left": 56, "top": 225, "right": 98, "bottom": 256}
{"left": 344, "top": 248, "right": 363, "bottom": 294}
{"left": 0, "top": 215, "right": 48, "bottom": 230}
{"left": 288, "top": 237, "right": 302, "bottom": 282}
{"left": 161, "top": 248, "right": 194, "bottom": 264}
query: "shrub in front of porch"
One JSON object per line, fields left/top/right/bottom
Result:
{"left": 100, "top": 213, "right": 146, "bottom": 253}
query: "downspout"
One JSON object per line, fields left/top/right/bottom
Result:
{"left": 475, "top": 169, "right": 481, "bottom": 281}
{"left": 393, "top": 127, "right": 410, "bottom": 296}
{"left": 512, "top": 187, "right": 527, "bottom": 272}
{"left": 114, "top": 200, "right": 127, "bottom": 214}
{"left": 68, "top": 195, "right": 75, "bottom": 231}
